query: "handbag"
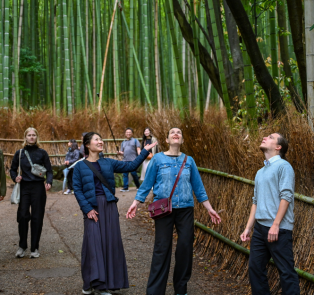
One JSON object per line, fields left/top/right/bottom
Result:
{"left": 24, "top": 150, "right": 47, "bottom": 178}
{"left": 11, "top": 149, "right": 22, "bottom": 204}
{"left": 148, "top": 155, "right": 188, "bottom": 220}
{"left": 144, "top": 140, "right": 153, "bottom": 160}
{"left": 83, "top": 160, "right": 116, "bottom": 197}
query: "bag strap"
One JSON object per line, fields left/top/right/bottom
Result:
{"left": 169, "top": 155, "right": 188, "bottom": 202}
{"left": 18, "top": 149, "right": 22, "bottom": 177}
{"left": 83, "top": 160, "right": 115, "bottom": 195}
{"left": 24, "top": 150, "right": 34, "bottom": 168}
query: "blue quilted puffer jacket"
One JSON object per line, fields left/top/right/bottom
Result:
{"left": 73, "top": 149, "right": 148, "bottom": 214}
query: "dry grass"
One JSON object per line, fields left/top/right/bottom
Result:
{"left": 1, "top": 104, "right": 314, "bottom": 293}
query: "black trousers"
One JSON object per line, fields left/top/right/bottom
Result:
{"left": 249, "top": 222, "right": 300, "bottom": 295}
{"left": 147, "top": 207, "right": 194, "bottom": 295}
{"left": 67, "top": 169, "right": 73, "bottom": 190}
{"left": 17, "top": 181, "right": 47, "bottom": 252}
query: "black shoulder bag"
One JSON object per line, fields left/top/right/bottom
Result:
{"left": 83, "top": 160, "right": 116, "bottom": 199}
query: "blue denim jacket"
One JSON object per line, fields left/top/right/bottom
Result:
{"left": 135, "top": 153, "right": 208, "bottom": 208}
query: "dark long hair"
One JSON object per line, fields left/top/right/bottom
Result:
{"left": 68, "top": 139, "right": 78, "bottom": 151}
{"left": 141, "top": 127, "right": 152, "bottom": 149}
{"left": 83, "top": 132, "right": 102, "bottom": 156}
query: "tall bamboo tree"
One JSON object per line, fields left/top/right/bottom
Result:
{"left": 62, "top": 0, "right": 72, "bottom": 115}
{"left": 13, "top": 0, "right": 20, "bottom": 111}
{"left": 269, "top": 7, "right": 278, "bottom": 79}
{"left": 3, "top": 0, "right": 10, "bottom": 107}
{"left": 208, "top": 0, "right": 233, "bottom": 120}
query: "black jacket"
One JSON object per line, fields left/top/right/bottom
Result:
{"left": 10, "top": 145, "right": 53, "bottom": 184}
{"left": 65, "top": 148, "right": 80, "bottom": 166}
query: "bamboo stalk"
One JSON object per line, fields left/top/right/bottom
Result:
{"left": 77, "top": 0, "right": 93, "bottom": 108}
{"left": 120, "top": 8, "right": 153, "bottom": 110}
{"left": 194, "top": 220, "right": 314, "bottom": 283}
{"left": 197, "top": 167, "right": 314, "bottom": 205}
{"left": 98, "top": 0, "right": 119, "bottom": 114}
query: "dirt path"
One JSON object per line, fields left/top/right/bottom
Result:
{"left": 0, "top": 185, "right": 249, "bottom": 295}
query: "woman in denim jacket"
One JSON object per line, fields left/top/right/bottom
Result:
{"left": 127, "top": 127, "right": 221, "bottom": 295}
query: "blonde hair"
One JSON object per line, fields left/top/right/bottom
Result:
{"left": 23, "top": 127, "right": 40, "bottom": 147}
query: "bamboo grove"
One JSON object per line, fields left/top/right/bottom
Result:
{"left": 0, "top": 0, "right": 312, "bottom": 123}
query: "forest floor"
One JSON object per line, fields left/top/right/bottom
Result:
{"left": 0, "top": 182, "right": 250, "bottom": 295}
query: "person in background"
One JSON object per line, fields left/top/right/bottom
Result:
{"left": 240, "top": 133, "right": 300, "bottom": 295}
{"left": 117, "top": 128, "right": 141, "bottom": 192}
{"left": 64, "top": 139, "right": 80, "bottom": 195}
{"left": 73, "top": 132, "right": 157, "bottom": 295}
{"left": 140, "top": 127, "right": 158, "bottom": 181}
{"left": 79, "top": 132, "right": 88, "bottom": 158}
{"left": 126, "top": 127, "right": 221, "bottom": 295}
{"left": 10, "top": 127, "right": 53, "bottom": 258}
{"left": 0, "top": 148, "right": 6, "bottom": 201}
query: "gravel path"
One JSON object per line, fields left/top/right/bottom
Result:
{"left": 0, "top": 185, "right": 249, "bottom": 295}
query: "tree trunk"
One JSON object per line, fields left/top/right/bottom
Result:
{"left": 286, "top": 0, "right": 307, "bottom": 104}
{"left": 225, "top": 0, "right": 284, "bottom": 117}
{"left": 277, "top": 0, "right": 304, "bottom": 113}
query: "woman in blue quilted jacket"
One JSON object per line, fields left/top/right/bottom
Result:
{"left": 73, "top": 132, "right": 157, "bottom": 295}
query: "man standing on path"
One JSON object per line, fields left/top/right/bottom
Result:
{"left": 118, "top": 127, "right": 141, "bottom": 192}
{"left": 241, "top": 133, "right": 300, "bottom": 295}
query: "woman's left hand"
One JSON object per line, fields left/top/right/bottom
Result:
{"left": 144, "top": 141, "right": 158, "bottom": 151}
{"left": 45, "top": 183, "right": 51, "bottom": 191}
{"left": 208, "top": 208, "right": 221, "bottom": 224}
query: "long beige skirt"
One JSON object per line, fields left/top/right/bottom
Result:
{"left": 140, "top": 159, "right": 150, "bottom": 181}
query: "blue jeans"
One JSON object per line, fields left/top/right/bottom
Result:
{"left": 123, "top": 171, "right": 140, "bottom": 189}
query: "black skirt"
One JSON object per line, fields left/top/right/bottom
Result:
{"left": 81, "top": 195, "right": 129, "bottom": 291}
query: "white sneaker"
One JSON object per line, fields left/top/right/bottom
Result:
{"left": 94, "top": 291, "right": 112, "bottom": 295}
{"left": 30, "top": 249, "right": 40, "bottom": 258}
{"left": 82, "top": 288, "right": 94, "bottom": 294}
{"left": 120, "top": 189, "right": 129, "bottom": 192}
{"left": 15, "top": 247, "right": 25, "bottom": 258}
{"left": 64, "top": 189, "right": 71, "bottom": 195}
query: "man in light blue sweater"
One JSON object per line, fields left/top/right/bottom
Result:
{"left": 241, "top": 133, "right": 300, "bottom": 295}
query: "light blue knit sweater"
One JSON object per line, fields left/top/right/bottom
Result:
{"left": 253, "top": 156, "right": 295, "bottom": 231}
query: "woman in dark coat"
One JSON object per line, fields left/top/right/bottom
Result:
{"left": 64, "top": 139, "right": 80, "bottom": 195}
{"left": 10, "top": 127, "right": 53, "bottom": 259}
{"left": 73, "top": 132, "right": 157, "bottom": 295}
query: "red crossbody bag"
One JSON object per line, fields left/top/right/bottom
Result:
{"left": 148, "top": 155, "right": 188, "bottom": 220}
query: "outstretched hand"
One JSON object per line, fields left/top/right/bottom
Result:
{"left": 144, "top": 141, "right": 158, "bottom": 151}
{"left": 208, "top": 208, "right": 221, "bottom": 224}
{"left": 126, "top": 200, "right": 140, "bottom": 219}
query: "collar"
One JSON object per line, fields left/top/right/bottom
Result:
{"left": 264, "top": 155, "right": 281, "bottom": 166}
{"left": 24, "top": 144, "right": 39, "bottom": 151}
